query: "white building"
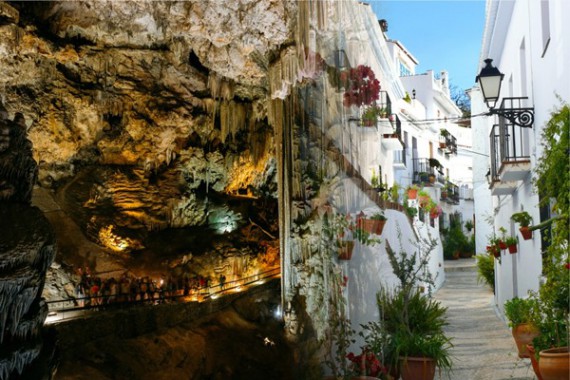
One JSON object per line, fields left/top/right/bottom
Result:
{"left": 472, "top": 0, "right": 570, "bottom": 313}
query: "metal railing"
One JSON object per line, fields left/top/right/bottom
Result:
{"left": 378, "top": 91, "right": 392, "bottom": 115}
{"left": 489, "top": 124, "right": 501, "bottom": 182}
{"left": 412, "top": 158, "right": 444, "bottom": 185}
{"left": 498, "top": 109, "right": 531, "bottom": 163}
{"left": 45, "top": 266, "right": 281, "bottom": 323}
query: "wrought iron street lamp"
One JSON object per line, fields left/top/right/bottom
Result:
{"left": 476, "top": 58, "right": 534, "bottom": 128}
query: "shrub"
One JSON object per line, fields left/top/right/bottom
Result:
{"left": 476, "top": 254, "right": 495, "bottom": 292}
{"left": 504, "top": 297, "right": 539, "bottom": 327}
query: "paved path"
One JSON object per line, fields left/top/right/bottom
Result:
{"left": 435, "top": 258, "right": 537, "bottom": 380}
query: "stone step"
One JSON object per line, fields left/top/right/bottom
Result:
{"left": 444, "top": 258, "right": 477, "bottom": 272}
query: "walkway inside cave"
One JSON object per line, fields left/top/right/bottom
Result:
{"left": 436, "top": 259, "right": 536, "bottom": 380}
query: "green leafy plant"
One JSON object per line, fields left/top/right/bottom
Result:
{"left": 360, "top": 230, "right": 453, "bottom": 375}
{"left": 529, "top": 101, "right": 569, "bottom": 355}
{"left": 361, "top": 105, "right": 384, "bottom": 126}
{"left": 443, "top": 219, "right": 468, "bottom": 260}
{"left": 440, "top": 128, "right": 450, "bottom": 137}
{"left": 464, "top": 220, "right": 474, "bottom": 232}
{"left": 369, "top": 212, "right": 387, "bottom": 221}
{"left": 389, "top": 182, "right": 400, "bottom": 203}
{"left": 510, "top": 211, "right": 533, "bottom": 227}
{"left": 504, "top": 297, "right": 540, "bottom": 328}
{"left": 504, "top": 236, "right": 517, "bottom": 246}
{"left": 476, "top": 254, "right": 495, "bottom": 292}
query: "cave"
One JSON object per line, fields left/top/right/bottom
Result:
{"left": 0, "top": 1, "right": 410, "bottom": 379}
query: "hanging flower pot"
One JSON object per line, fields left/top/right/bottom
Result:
{"left": 359, "top": 218, "right": 386, "bottom": 236}
{"left": 418, "top": 195, "right": 430, "bottom": 208}
{"left": 520, "top": 226, "right": 533, "bottom": 240}
{"left": 508, "top": 244, "right": 518, "bottom": 254}
{"left": 499, "top": 241, "right": 507, "bottom": 250}
{"left": 407, "top": 188, "right": 418, "bottom": 200}
{"left": 338, "top": 240, "right": 355, "bottom": 260}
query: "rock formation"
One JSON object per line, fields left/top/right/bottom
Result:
{"left": 0, "top": 99, "right": 56, "bottom": 379}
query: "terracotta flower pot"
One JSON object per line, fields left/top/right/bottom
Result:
{"left": 527, "top": 344, "right": 544, "bottom": 380}
{"left": 499, "top": 241, "right": 507, "bottom": 250}
{"left": 539, "top": 347, "right": 570, "bottom": 380}
{"left": 338, "top": 240, "right": 355, "bottom": 260}
{"left": 418, "top": 195, "right": 430, "bottom": 208}
{"left": 520, "top": 226, "right": 533, "bottom": 240}
{"left": 408, "top": 188, "right": 418, "bottom": 200}
{"left": 358, "top": 218, "right": 386, "bottom": 235}
{"left": 400, "top": 356, "right": 436, "bottom": 380}
{"left": 512, "top": 323, "right": 539, "bottom": 358}
{"left": 508, "top": 244, "right": 518, "bottom": 254}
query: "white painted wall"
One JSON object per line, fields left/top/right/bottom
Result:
{"left": 474, "top": 0, "right": 570, "bottom": 312}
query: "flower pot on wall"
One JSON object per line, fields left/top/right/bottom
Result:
{"left": 408, "top": 188, "right": 418, "bottom": 200}
{"left": 539, "top": 347, "right": 570, "bottom": 380}
{"left": 499, "top": 241, "right": 507, "bottom": 250}
{"left": 512, "top": 323, "right": 539, "bottom": 358}
{"left": 359, "top": 219, "right": 386, "bottom": 235}
{"left": 400, "top": 356, "right": 436, "bottom": 380}
{"left": 520, "top": 226, "right": 533, "bottom": 240}
{"left": 508, "top": 244, "right": 518, "bottom": 254}
{"left": 338, "top": 240, "right": 355, "bottom": 260}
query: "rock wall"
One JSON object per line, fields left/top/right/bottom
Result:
{"left": 0, "top": 100, "right": 56, "bottom": 379}
{"left": 0, "top": 1, "right": 291, "bottom": 251}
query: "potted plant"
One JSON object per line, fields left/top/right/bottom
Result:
{"left": 511, "top": 211, "right": 533, "bottom": 240}
{"left": 505, "top": 236, "right": 518, "bottom": 254}
{"left": 428, "top": 158, "right": 442, "bottom": 169}
{"left": 418, "top": 190, "right": 431, "bottom": 208}
{"left": 407, "top": 185, "right": 419, "bottom": 200}
{"left": 375, "top": 237, "right": 453, "bottom": 380}
{"left": 464, "top": 220, "right": 474, "bottom": 233}
{"left": 361, "top": 105, "right": 382, "bottom": 127}
{"left": 504, "top": 297, "right": 540, "bottom": 358}
{"left": 357, "top": 211, "right": 387, "bottom": 236}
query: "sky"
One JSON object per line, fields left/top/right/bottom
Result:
{"left": 369, "top": 0, "right": 486, "bottom": 91}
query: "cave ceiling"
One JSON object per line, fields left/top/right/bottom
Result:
{"left": 0, "top": 1, "right": 293, "bottom": 255}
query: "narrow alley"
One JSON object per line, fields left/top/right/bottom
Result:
{"left": 437, "top": 259, "right": 536, "bottom": 380}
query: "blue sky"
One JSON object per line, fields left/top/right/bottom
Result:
{"left": 369, "top": 0, "right": 486, "bottom": 91}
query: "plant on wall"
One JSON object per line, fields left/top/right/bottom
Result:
{"left": 528, "top": 100, "right": 569, "bottom": 357}
{"left": 341, "top": 65, "right": 381, "bottom": 107}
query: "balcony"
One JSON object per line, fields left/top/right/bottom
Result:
{"left": 439, "top": 130, "right": 457, "bottom": 155}
{"left": 488, "top": 116, "right": 531, "bottom": 194}
{"left": 381, "top": 115, "right": 403, "bottom": 150}
{"left": 489, "top": 124, "right": 519, "bottom": 195}
{"left": 442, "top": 183, "right": 460, "bottom": 205}
{"left": 495, "top": 102, "right": 532, "bottom": 181}
{"left": 412, "top": 158, "right": 445, "bottom": 187}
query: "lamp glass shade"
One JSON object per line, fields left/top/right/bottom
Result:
{"left": 476, "top": 59, "right": 504, "bottom": 109}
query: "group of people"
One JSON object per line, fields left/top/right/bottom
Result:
{"left": 73, "top": 267, "right": 220, "bottom": 307}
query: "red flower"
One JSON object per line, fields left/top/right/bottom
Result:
{"left": 565, "top": 262, "right": 570, "bottom": 270}
{"left": 347, "top": 349, "right": 387, "bottom": 377}
{"left": 342, "top": 65, "right": 381, "bottom": 107}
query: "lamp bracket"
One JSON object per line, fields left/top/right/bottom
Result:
{"left": 488, "top": 97, "right": 534, "bottom": 128}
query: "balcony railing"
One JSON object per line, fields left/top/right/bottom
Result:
{"left": 412, "top": 158, "right": 445, "bottom": 186}
{"left": 442, "top": 182, "right": 460, "bottom": 205}
{"left": 378, "top": 91, "right": 392, "bottom": 115}
{"left": 498, "top": 109, "right": 531, "bottom": 164}
{"left": 489, "top": 124, "right": 518, "bottom": 195}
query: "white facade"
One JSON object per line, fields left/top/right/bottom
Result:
{"left": 473, "top": 0, "right": 570, "bottom": 312}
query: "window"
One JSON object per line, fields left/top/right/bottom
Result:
{"left": 399, "top": 61, "right": 411, "bottom": 77}
{"left": 541, "top": 0, "right": 551, "bottom": 57}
